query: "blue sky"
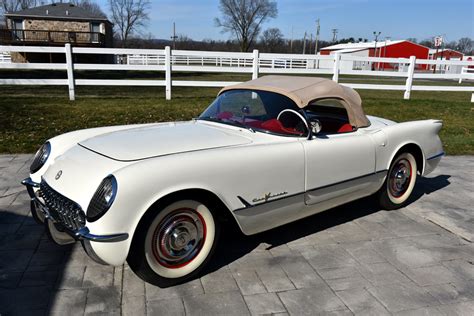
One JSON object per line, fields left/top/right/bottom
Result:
{"left": 96, "top": 0, "right": 473, "bottom": 42}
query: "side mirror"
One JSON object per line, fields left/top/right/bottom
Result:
{"left": 310, "top": 119, "right": 322, "bottom": 135}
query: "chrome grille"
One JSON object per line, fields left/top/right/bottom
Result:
{"left": 39, "top": 180, "right": 86, "bottom": 231}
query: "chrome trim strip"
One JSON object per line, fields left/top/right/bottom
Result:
{"left": 22, "top": 177, "right": 128, "bottom": 243}
{"left": 307, "top": 169, "right": 387, "bottom": 193}
{"left": 427, "top": 152, "right": 445, "bottom": 160}
{"left": 233, "top": 170, "right": 387, "bottom": 212}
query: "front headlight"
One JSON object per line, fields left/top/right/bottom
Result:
{"left": 87, "top": 175, "right": 118, "bottom": 222}
{"left": 30, "top": 142, "right": 51, "bottom": 173}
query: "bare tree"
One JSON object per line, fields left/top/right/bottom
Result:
{"left": 71, "top": 0, "right": 106, "bottom": 17}
{"left": 419, "top": 38, "right": 434, "bottom": 48}
{"left": 260, "top": 27, "right": 283, "bottom": 52}
{"left": 1, "top": 0, "right": 37, "bottom": 26}
{"left": 1, "top": 0, "right": 37, "bottom": 13}
{"left": 456, "top": 37, "right": 473, "bottom": 54}
{"left": 108, "top": 0, "right": 150, "bottom": 47}
{"left": 215, "top": 0, "right": 277, "bottom": 52}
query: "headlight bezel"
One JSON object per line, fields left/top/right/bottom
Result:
{"left": 30, "top": 141, "right": 51, "bottom": 174}
{"left": 87, "top": 175, "right": 118, "bottom": 222}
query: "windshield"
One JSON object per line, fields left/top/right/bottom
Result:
{"left": 198, "top": 89, "right": 308, "bottom": 137}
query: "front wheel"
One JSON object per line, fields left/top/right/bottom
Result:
{"left": 377, "top": 152, "right": 417, "bottom": 210}
{"left": 127, "top": 199, "right": 219, "bottom": 287}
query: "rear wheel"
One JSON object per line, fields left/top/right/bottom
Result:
{"left": 127, "top": 199, "right": 219, "bottom": 287}
{"left": 377, "top": 152, "right": 417, "bottom": 210}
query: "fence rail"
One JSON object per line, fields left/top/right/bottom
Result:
{"left": 0, "top": 44, "right": 473, "bottom": 102}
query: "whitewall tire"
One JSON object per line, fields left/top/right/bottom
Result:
{"left": 127, "top": 198, "right": 219, "bottom": 287}
{"left": 378, "top": 152, "right": 417, "bottom": 210}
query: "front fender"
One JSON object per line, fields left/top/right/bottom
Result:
{"left": 86, "top": 141, "right": 305, "bottom": 265}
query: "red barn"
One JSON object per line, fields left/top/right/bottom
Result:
{"left": 428, "top": 48, "right": 464, "bottom": 72}
{"left": 320, "top": 40, "right": 430, "bottom": 70}
{"left": 428, "top": 48, "right": 463, "bottom": 60}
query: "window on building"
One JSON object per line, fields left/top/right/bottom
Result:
{"left": 90, "top": 22, "right": 101, "bottom": 43}
{"left": 12, "top": 19, "right": 24, "bottom": 40}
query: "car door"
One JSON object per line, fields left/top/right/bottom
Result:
{"left": 303, "top": 130, "right": 376, "bottom": 206}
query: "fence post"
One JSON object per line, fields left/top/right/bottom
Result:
{"left": 332, "top": 52, "right": 341, "bottom": 82}
{"left": 252, "top": 49, "right": 259, "bottom": 79}
{"left": 459, "top": 67, "right": 464, "bottom": 84}
{"left": 404, "top": 55, "right": 416, "bottom": 100}
{"left": 64, "top": 43, "right": 75, "bottom": 101}
{"left": 165, "top": 46, "right": 171, "bottom": 100}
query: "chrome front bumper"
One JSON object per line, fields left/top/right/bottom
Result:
{"left": 21, "top": 177, "right": 128, "bottom": 243}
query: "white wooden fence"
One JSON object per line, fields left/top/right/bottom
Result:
{"left": 0, "top": 52, "right": 11, "bottom": 63}
{"left": 459, "top": 67, "right": 474, "bottom": 84}
{"left": 0, "top": 44, "right": 473, "bottom": 101}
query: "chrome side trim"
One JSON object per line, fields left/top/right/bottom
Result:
{"left": 22, "top": 177, "right": 128, "bottom": 243}
{"left": 427, "top": 151, "right": 445, "bottom": 161}
{"left": 233, "top": 170, "right": 387, "bottom": 235}
{"left": 305, "top": 171, "right": 387, "bottom": 206}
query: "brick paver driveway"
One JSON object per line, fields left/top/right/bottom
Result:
{"left": 0, "top": 155, "right": 473, "bottom": 315}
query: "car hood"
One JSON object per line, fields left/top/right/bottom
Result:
{"left": 79, "top": 121, "right": 253, "bottom": 161}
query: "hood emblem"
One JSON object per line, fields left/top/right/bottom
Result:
{"left": 55, "top": 170, "right": 63, "bottom": 180}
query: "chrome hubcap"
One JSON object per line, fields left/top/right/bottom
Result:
{"left": 389, "top": 159, "right": 412, "bottom": 197}
{"left": 152, "top": 209, "right": 205, "bottom": 268}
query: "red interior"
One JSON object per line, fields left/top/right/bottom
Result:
{"left": 337, "top": 123, "right": 354, "bottom": 133}
{"left": 214, "top": 113, "right": 353, "bottom": 135}
{"left": 261, "top": 119, "right": 302, "bottom": 135}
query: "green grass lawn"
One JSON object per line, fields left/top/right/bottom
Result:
{"left": 0, "top": 78, "right": 473, "bottom": 155}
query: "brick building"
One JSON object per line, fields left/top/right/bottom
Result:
{"left": 1, "top": 2, "right": 113, "bottom": 63}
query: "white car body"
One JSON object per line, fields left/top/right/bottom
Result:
{"left": 27, "top": 115, "right": 443, "bottom": 266}
{"left": 22, "top": 76, "right": 444, "bottom": 283}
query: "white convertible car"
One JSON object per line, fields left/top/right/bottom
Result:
{"left": 22, "top": 76, "right": 444, "bottom": 286}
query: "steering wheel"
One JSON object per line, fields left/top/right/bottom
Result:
{"left": 277, "top": 109, "right": 309, "bottom": 134}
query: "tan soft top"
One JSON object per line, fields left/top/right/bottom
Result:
{"left": 218, "top": 75, "right": 370, "bottom": 128}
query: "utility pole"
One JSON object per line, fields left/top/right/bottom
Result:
{"left": 290, "top": 26, "right": 294, "bottom": 53}
{"left": 170, "top": 22, "right": 178, "bottom": 50}
{"left": 315, "top": 19, "right": 320, "bottom": 54}
{"left": 331, "top": 28, "right": 338, "bottom": 42}
{"left": 302, "top": 31, "right": 307, "bottom": 54}
{"left": 373, "top": 31, "right": 381, "bottom": 70}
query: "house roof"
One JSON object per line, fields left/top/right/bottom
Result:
{"left": 5, "top": 3, "right": 109, "bottom": 22}
{"left": 219, "top": 75, "right": 370, "bottom": 128}
{"left": 428, "top": 48, "right": 463, "bottom": 55}
{"left": 321, "top": 40, "right": 406, "bottom": 51}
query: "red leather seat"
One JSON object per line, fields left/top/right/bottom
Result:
{"left": 261, "top": 119, "right": 301, "bottom": 135}
{"left": 217, "top": 111, "right": 233, "bottom": 119}
{"left": 337, "top": 123, "right": 353, "bottom": 133}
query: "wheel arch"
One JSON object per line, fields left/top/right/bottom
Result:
{"left": 388, "top": 142, "right": 425, "bottom": 175}
{"left": 130, "top": 188, "right": 240, "bottom": 248}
